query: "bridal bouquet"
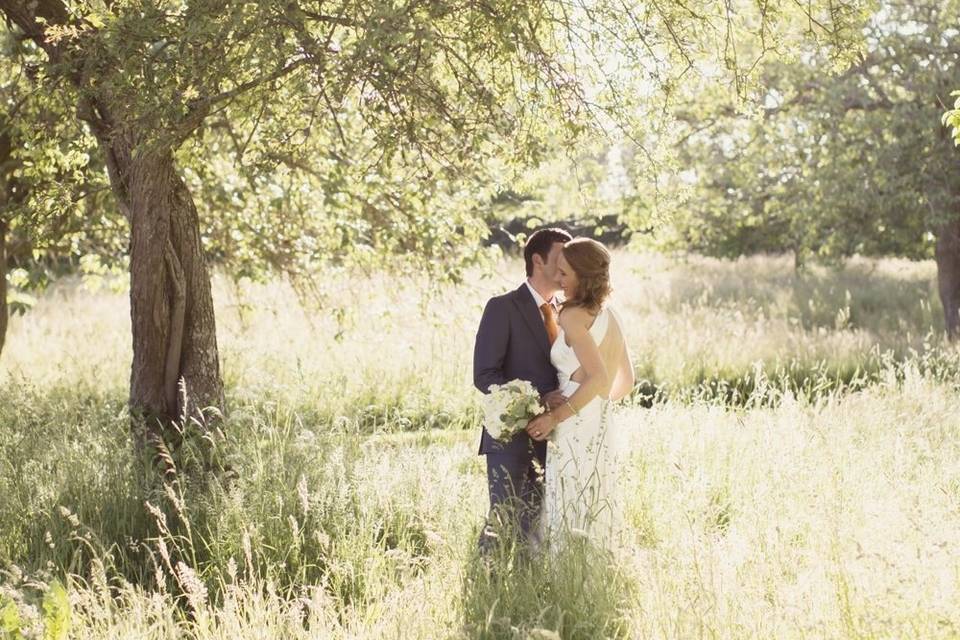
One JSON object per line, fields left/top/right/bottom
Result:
{"left": 480, "top": 379, "right": 544, "bottom": 442}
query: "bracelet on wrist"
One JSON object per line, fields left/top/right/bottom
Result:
{"left": 565, "top": 400, "right": 579, "bottom": 417}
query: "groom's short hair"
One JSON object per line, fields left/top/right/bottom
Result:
{"left": 524, "top": 227, "right": 572, "bottom": 276}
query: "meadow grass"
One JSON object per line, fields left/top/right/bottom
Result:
{"left": 1, "top": 252, "right": 959, "bottom": 638}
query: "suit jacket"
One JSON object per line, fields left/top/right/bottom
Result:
{"left": 473, "top": 283, "right": 559, "bottom": 456}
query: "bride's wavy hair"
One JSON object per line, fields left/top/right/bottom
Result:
{"left": 561, "top": 238, "right": 612, "bottom": 312}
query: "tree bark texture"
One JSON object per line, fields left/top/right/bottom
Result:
{"left": 0, "top": 217, "right": 7, "bottom": 361}
{"left": 84, "top": 123, "right": 225, "bottom": 431}
{"left": 935, "top": 220, "right": 960, "bottom": 340}
{"left": 121, "top": 145, "right": 225, "bottom": 427}
{"left": 0, "top": 129, "right": 10, "bottom": 362}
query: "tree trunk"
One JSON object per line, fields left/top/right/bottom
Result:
{"left": 0, "top": 217, "right": 7, "bottom": 361}
{"left": 0, "top": 1, "right": 224, "bottom": 445}
{"left": 119, "top": 144, "right": 224, "bottom": 434}
{"left": 0, "top": 129, "right": 10, "bottom": 362}
{"left": 935, "top": 220, "right": 960, "bottom": 340}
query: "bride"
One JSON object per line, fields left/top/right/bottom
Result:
{"left": 525, "top": 237, "right": 635, "bottom": 548}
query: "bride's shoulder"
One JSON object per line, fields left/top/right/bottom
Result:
{"left": 558, "top": 305, "right": 591, "bottom": 327}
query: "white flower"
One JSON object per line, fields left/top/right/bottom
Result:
{"left": 478, "top": 379, "right": 541, "bottom": 442}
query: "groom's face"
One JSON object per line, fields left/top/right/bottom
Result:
{"left": 541, "top": 242, "right": 566, "bottom": 288}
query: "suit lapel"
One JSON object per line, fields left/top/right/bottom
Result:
{"left": 512, "top": 284, "right": 551, "bottom": 358}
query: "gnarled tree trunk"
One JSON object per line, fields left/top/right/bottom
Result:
{"left": 0, "top": 129, "right": 10, "bottom": 361}
{"left": 51, "top": 50, "right": 224, "bottom": 438}
{"left": 935, "top": 220, "right": 960, "bottom": 340}
{"left": 0, "top": 217, "right": 7, "bottom": 360}
{"left": 97, "top": 131, "right": 224, "bottom": 435}
{"left": 0, "top": 0, "right": 225, "bottom": 448}
{"left": 125, "top": 148, "right": 224, "bottom": 431}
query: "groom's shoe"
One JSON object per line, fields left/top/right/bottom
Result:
{"left": 477, "top": 522, "right": 500, "bottom": 557}
{"left": 477, "top": 507, "right": 526, "bottom": 560}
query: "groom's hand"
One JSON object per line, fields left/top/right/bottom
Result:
{"left": 526, "top": 413, "right": 558, "bottom": 441}
{"left": 542, "top": 390, "right": 567, "bottom": 411}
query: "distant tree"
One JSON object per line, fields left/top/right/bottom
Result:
{"left": 663, "top": 0, "right": 960, "bottom": 335}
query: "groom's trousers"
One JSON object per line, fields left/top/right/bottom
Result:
{"left": 480, "top": 446, "right": 547, "bottom": 553}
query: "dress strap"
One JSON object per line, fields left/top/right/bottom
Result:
{"left": 590, "top": 306, "right": 611, "bottom": 341}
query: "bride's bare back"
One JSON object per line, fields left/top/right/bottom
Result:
{"left": 569, "top": 308, "right": 633, "bottom": 401}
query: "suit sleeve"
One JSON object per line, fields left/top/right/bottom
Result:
{"left": 473, "top": 297, "right": 510, "bottom": 393}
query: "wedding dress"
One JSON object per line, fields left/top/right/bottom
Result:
{"left": 542, "top": 306, "right": 623, "bottom": 549}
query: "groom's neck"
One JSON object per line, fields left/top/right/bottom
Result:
{"left": 527, "top": 276, "right": 557, "bottom": 302}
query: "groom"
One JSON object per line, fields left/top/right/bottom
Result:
{"left": 473, "top": 227, "right": 572, "bottom": 551}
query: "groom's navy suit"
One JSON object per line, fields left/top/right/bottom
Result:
{"left": 473, "top": 283, "right": 558, "bottom": 547}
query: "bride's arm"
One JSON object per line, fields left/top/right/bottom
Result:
{"left": 609, "top": 339, "right": 635, "bottom": 402}
{"left": 525, "top": 307, "right": 608, "bottom": 440}
{"left": 553, "top": 307, "right": 608, "bottom": 419}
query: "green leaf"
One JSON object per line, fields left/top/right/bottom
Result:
{"left": 42, "top": 580, "right": 71, "bottom": 640}
{"left": 0, "top": 596, "right": 22, "bottom": 639}
{"left": 86, "top": 13, "right": 106, "bottom": 29}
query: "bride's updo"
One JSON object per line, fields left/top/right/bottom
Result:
{"left": 562, "top": 237, "right": 612, "bottom": 312}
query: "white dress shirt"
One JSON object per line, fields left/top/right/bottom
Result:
{"left": 525, "top": 280, "right": 557, "bottom": 321}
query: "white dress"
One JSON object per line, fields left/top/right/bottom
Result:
{"left": 542, "top": 306, "right": 622, "bottom": 549}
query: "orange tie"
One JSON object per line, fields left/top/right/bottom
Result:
{"left": 540, "top": 303, "right": 559, "bottom": 345}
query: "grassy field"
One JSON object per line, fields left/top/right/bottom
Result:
{"left": 1, "top": 252, "right": 959, "bottom": 638}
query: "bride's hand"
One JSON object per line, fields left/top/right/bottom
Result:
{"left": 526, "top": 412, "right": 558, "bottom": 442}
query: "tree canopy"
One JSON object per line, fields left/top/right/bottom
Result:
{"left": 0, "top": 0, "right": 870, "bottom": 429}
{"left": 659, "top": 0, "right": 960, "bottom": 262}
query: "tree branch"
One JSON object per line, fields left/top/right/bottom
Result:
{"left": 176, "top": 56, "right": 310, "bottom": 143}
{"left": 300, "top": 9, "right": 356, "bottom": 29}
{"left": 0, "top": 0, "right": 70, "bottom": 57}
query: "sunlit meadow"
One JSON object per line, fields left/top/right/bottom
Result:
{"left": 2, "top": 251, "right": 960, "bottom": 638}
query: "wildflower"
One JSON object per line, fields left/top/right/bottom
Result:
{"left": 175, "top": 562, "right": 208, "bottom": 611}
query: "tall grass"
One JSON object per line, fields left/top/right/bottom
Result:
{"left": 2, "top": 252, "right": 948, "bottom": 415}
{"left": 1, "top": 252, "right": 959, "bottom": 638}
